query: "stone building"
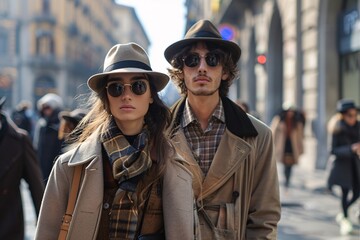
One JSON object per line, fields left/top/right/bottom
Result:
{"left": 185, "top": 0, "right": 360, "bottom": 169}
{"left": 0, "top": 0, "right": 149, "bottom": 109}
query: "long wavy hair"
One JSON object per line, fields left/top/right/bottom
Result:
{"left": 69, "top": 74, "right": 173, "bottom": 206}
{"left": 167, "top": 41, "right": 239, "bottom": 98}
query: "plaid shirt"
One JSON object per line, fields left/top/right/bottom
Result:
{"left": 181, "top": 99, "right": 225, "bottom": 175}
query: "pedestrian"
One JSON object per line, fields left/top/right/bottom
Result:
{"left": 270, "top": 103, "right": 305, "bottom": 190}
{"left": 33, "top": 93, "right": 64, "bottom": 183}
{"left": 165, "top": 19, "right": 281, "bottom": 239}
{"left": 58, "top": 108, "right": 88, "bottom": 151}
{"left": 35, "top": 42, "right": 196, "bottom": 240}
{"left": 327, "top": 99, "right": 360, "bottom": 235}
{"left": 0, "top": 96, "right": 44, "bottom": 240}
{"left": 11, "top": 100, "right": 33, "bottom": 136}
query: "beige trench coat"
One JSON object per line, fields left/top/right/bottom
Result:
{"left": 169, "top": 97, "right": 281, "bottom": 240}
{"left": 34, "top": 128, "right": 196, "bottom": 240}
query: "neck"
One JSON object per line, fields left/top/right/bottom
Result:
{"left": 115, "top": 119, "right": 144, "bottom": 136}
{"left": 187, "top": 94, "right": 220, "bottom": 130}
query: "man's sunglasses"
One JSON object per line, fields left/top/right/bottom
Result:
{"left": 182, "top": 52, "right": 221, "bottom": 68}
{"left": 106, "top": 80, "right": 147, "bottom": 97}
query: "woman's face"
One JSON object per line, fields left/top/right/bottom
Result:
{"left": 343, "top": 108, "right": 358, "bottom": 127}
{"left": 106, "top": 73, "right": 153, "bottom": 135}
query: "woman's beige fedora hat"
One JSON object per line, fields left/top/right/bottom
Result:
{"left": 88, "top": 42, "right": 169, "bottom": 93}
{"left": 164, "top": 19, "right": 241, "bottom": 64}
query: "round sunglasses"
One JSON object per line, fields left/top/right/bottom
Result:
{"left": 182, "top": 52, "right": 221, "bottom": 68}
{"left": 106, "top": 80, "right": 147, "bottom": 97}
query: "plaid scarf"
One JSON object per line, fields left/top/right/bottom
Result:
{"left": 101, "top": 119, "right": 152, "bottom": 239}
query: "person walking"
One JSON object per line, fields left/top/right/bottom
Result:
{"left": 270, "top": 104, "right": 305, "bottom": 190}
{"left": 33, "top": 93, "right": 64, "bottom": 183}
{"left": 165, "top": 19, "right": 281, "bottom": 239}
{"left": 57, "top": 108, "right": 88, "bottom": 151}
{"left": 11, "top": 100, "right": 33, "bottom": 136}
{"left": 35, "top": 42, "right": 196, "bottom": 240}
{"left": 327, "top": 99, "right": 360, "bottom": 235}
{"left": 0, "top": 96, "right": 44, "bottom": 240}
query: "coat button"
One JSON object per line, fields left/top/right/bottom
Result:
{"left": 103, "top": 202, "right": 110, "bottom": 209}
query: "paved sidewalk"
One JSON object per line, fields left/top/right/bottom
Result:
{"left": 278, "top": 165, "right": 360, "bottom": 240}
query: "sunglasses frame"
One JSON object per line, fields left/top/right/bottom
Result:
{"left": 105, "top": 80, "right": 148, "bottom": 97}
{"left": 182, "top": 51, "right": 221, "bottom": 68}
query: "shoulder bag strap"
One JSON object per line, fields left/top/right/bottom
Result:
{"left": 58, "top": 164, "right": 84, "bottom": 240}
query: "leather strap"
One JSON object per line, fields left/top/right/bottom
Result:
{"left": 58, "top": 165, "right": 83, "bottom": 240}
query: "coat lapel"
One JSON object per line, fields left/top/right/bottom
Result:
{"left": 200, "top": 130, "right": 251, "bottom": 200}
{"left": 171, "top": 129, "right": 252, "bottom": 201}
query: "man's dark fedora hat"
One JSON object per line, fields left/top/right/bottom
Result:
{"left": 336, "top": 99, "right": 360, "bottom": 113}
{"left": 164, "top": 19, "right": 241, "bottom": 64}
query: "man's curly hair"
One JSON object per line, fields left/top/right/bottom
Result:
{"left": 167, "top": 41, "right": 239, "bottom": 98}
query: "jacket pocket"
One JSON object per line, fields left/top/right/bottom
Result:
{"left": 199, "top": 203, "right": 237, "bottom": 240}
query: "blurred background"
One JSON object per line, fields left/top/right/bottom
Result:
{"left": 0, "top": 0, "right": 359, "bottom": 239}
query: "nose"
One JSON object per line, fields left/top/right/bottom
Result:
{"left": 121, "top": 84, "right": 132, "bottom": 99}
{"left": 198, "top": 56, "right": 208, "bottom": 73}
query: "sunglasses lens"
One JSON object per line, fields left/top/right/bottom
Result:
{"left": 131, "top": 81, "right": 147, "bottom": 95}
{"left": 205, "top": 53, "right": 219, "bottom": 67}
{"left": 183, "top": 53, "right": 220, "bottom": 67}
{"left": 106, "top": 81, "right": 147, "bottom": 97}
{"left": 183, "top": 54, "right": 200, "bottom": 67}
{"left": 107, "top": 83, "right": 124, "bottom": 97}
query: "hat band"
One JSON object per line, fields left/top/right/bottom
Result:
{"left": 104, "top": 60, "right": 152, "bottom": 72}
{"left": 193, "top": 30, "right": 221, "bottom": 39}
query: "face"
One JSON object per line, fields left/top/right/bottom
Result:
{"left": 182, "top": 42, "right": 228, "bottom": 98}
{"left": 106, "top": 73, "right": 153, "bottom": 135}
{"left": 343, "top": 108, "right": 358, "bottom": 126}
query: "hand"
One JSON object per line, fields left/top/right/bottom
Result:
{"left": 352, "top": 142, "right": 360, "bottom": 157}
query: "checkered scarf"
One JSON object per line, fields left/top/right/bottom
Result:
{"left": 101, "top": 119, "right": 152, "bottom": 238}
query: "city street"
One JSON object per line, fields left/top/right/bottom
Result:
{"left": 21, "top": 165, "right": 360, "bottom": 239}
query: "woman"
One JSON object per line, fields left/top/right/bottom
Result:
{"left": 35, "top": 43, "right": 196, "bottom": 240}
{"left": 328, "top": 99, "right": 360, "bottom": 235}
{"left": 271, "top": 104, "right": 305, "bottom": 189}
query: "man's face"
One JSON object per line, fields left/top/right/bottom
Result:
{"left": 182, "top": 42, "right": 228, "bottom": 98}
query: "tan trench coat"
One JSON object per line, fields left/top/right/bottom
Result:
{"left": 270, "top": 114, "right": 304, "bottom": 165}
{"left": 169, "top": 97, "right": 281, "bottom": 240}
{"left": 34, "top": 128, "right": 196, "bottom": 240}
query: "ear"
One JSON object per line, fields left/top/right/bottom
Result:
{"left": 221, "top": 70, "right": 229, "bottom": 81}
{"left": 149, "top": 97, "right": 154, "bottom": 104}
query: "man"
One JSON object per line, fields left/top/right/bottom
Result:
{"left": 165, "top": 19, "right": 281, "bottom": 239}
{"left": 0, "top": 96, "right": 44, "bottom": 240}
{"left": 33, "top": 93, "right": 63, "bottom": 183}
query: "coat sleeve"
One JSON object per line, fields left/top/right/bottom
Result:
{"left": 246, "top": 126, "right": 281, "bottom": 239}
{"left": 22, "top": 133, "right": 45, "bottom": 217}
{"left": 34, "top": 155, "right": 71, "bottom": 240}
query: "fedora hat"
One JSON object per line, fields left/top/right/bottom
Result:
{"left": 88, "top": 42, "right": 169, "bottom": 93}
{"left": 337, "top": 99, "right": 360, "bottom": 113}
{"left": 164, "top": 19, "right": 241, "bottom": 64}
{"left": 59, "top": 108, "right": 88, "bottom": 125}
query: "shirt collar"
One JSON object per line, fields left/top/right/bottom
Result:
{"left": 181, "top": 98, "right": 225, "bottom": 128}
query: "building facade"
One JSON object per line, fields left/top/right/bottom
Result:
{"left": 185, "top": 0, "right": 360, "bottom": 169}
{"left": 0, "top": 0, "right": 149, "bottom": 110}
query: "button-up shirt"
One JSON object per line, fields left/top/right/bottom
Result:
{"left": 181, "top": 99, "right": 225, "bottom": 175}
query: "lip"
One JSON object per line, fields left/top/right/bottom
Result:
{"left": 120, "top": 104, "right": 135, "bottom": 110}
{"left": 194, "top": 77, "right": 210, "bottom": 83}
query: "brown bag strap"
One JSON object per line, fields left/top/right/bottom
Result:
{"left": 58, "top": 165, "right": 84, "bottom": 240}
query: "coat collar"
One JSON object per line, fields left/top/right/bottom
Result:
{"left": 170, "top": 96, "right": 258, "bottom": 138}
{"left": 66, "top": 128, "right": 103, "bottom": 167}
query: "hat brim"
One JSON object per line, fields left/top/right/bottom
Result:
{"left": 87, "top": 68, "right": 169, "bottom": 94}
{"left": 164, "top": 37, "right": 241, "bottom": 64}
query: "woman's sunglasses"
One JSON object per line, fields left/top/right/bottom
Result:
{"left": 106, "top": 80, "right": 147, "bottom": 97}
{"left": 182, "top": 52, "right": 221, "bottom": 68}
